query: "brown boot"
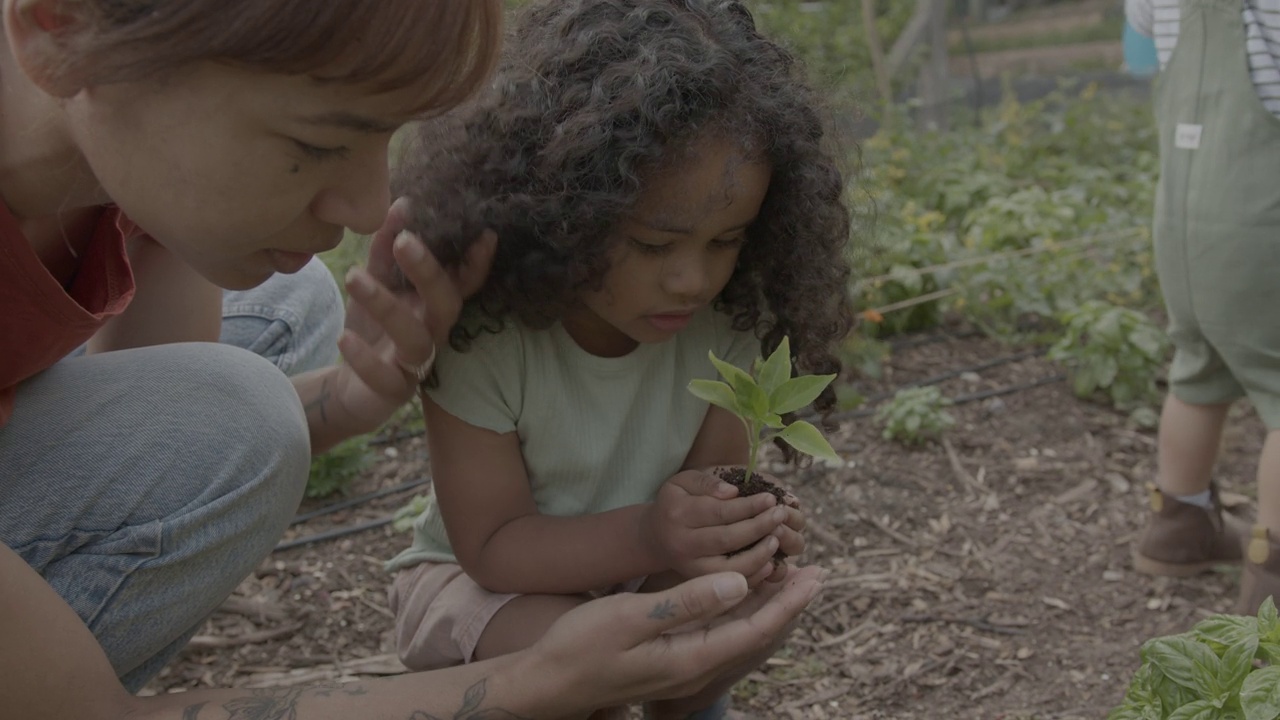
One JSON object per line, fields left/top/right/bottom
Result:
{"left": 1132, "top": 483, "right": 1246, "bottom": 576}
{"left": 1236, "top": 525, "right": 1280, "bottom": 615}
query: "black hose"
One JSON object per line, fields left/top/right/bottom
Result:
{"left": 291, "top": 477, "right": 431, "bottom": 526}
{"left": 274, "top": 517, "right": 395, "bottom": 553}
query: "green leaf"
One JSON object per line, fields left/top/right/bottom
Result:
{"left": 1146, "top": 635, "right": 1225, "bottom": 698}
{"left": 758, "top": 337, "right": 792, "bottom": 396}
{"left": 1259, "top": 597, "right": 1279, "bottom": 638}
{"left": 1257, "top": 641, "right": 1280, "bottom": 666}
{"left": 736, "top": 379, "right": 771, "bottom": 421}
{"left": 776, "top": 420, "right": 841, "bottom": 462}
{"left": 1240, "top": 666, "right": 1280, "bottom": 720}
{"left": 1196, "top": 615, "right": 1258, "bottom": 649}
{"left": 1167, "top": 700, "right": 1223, "bottom": 720}
{"left": 762, "top": 412, "right": 786, "bottom": 429}
{"left": 1219, "top": 635, "right": 1259, "bottom": 698}
{"left": 708, "top": 351, "right": 755, "bottom": 394}
{"left": 770, "top": 374, "right": 837, "bottom": 415}
{"left": 688, "top": 379, "right": 741, "bottom": 416}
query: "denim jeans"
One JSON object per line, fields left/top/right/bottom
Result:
{"left": 0, "top": 259, "right": 343, "bottom": 691}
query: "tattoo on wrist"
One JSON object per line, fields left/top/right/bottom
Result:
{"left": 409, "top": 679, "right": 532, "bottom": 719}
{"left": 304, "top": 376, "right": 332, "bottom": 425}
{"left": 649, "top": 599, "right": 678, "bottom": 620}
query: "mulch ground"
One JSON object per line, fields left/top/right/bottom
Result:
{"left": 143, "top": 327, "right": 1265, "bottom": 719}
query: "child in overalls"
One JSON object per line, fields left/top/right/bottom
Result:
{"left": 1126, "top": 0, "right": 1280, "bottom": 615}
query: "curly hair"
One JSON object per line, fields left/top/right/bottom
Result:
{"left": 396, "top": 0, "right": 855, "bottom": 415}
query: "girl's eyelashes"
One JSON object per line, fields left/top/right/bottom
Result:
{"left": 627, "top": 237, "right": 674, "bottom": 255}
{"left": 711, "top": 235, "right": 747, "bottom": 249}
{"left": 627, "top": 235, "right": 747, "bottom": 255}
{"left": 291, "top": 139, "right": 352, "bottom": 162}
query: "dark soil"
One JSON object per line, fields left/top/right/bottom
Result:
{"left": 717, "top": 465, "right": 799, "bottom": 562}
{"left": 143, "top": 327, "right": 1268, "bottom": 720}
{"left": 716, "top": 466, "right": 796, "bottom": 507}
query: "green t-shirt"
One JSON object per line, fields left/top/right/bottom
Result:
{"left": 386, "top": 307, "right": 758, "bottom": 570}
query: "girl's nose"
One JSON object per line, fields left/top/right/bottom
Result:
{"left": 662, "top": 254, "right": 710, "bottom": 299}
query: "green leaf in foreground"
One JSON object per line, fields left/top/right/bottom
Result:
{"left": 690, "top": 337, "right": 840, "bottom": 477}
{"left": 1240, "top": 666, "right": 1280, "bottom": 720}
{"left": 776, "top": 420, "right": 841, "bottom": 462}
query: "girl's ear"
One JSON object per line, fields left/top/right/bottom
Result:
{"left": 5, "top": 0, "right": 92, "bottom": 97}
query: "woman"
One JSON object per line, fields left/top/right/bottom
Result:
{"left": 0, "top": 1, "right": 824, "bottom": 717}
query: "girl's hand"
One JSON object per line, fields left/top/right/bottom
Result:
{"left": 755, "top": 470, "right": 807, "bottom": 583}
{"left": 528, "top": 568, "right": 824, "bottom": 711}
{"left": 641, "top": 470, "right": 788, "bottom": 585}
{"left": 334, "top": 198, "right": 496, "bottom": 431}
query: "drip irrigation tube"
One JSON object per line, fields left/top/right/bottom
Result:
{"left": 290, "top": 477, "right": 431, "bottom": 526}
{"left": 275, "top": 517, "right": 395, "bottom": 553}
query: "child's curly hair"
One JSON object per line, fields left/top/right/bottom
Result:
{"left": 396, "top": 0, "right": 854, "bottom": 414}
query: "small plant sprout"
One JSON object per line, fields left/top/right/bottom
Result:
{"left": 687, "top": 336, "right": 842, "bottom": 479}
{"left": 876, "top": 385, "right": 956, "bottom": 446}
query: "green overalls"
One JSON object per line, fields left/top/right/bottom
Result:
{"left": 1155, "top": 0, "right": 1280, "bottom": 427}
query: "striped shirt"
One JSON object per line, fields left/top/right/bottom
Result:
{"left": 1126, "top": 0, "right": 1280, "bottom": 116}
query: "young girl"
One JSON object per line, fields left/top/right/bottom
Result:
{"left": 1, "top": 1, "right": 826, "bottom": 718}
{"left": 387, "top": 1, "right": 854, "bottom": 717}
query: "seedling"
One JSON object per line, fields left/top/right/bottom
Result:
{"left": 876, "top": 385, "right": 955, "bottom": 445}
{"left": 687, "top": 336, "right": 842, "bottom": 481}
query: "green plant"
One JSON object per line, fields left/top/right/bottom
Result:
{"left": 306, "top": 435, "right": 374, "bottom": 499}
{"left": 687, "top": 337, "right": 841, "bottom": 478}
{"left": 876, "top": 386, "right": 955, "bottom": 445}
{"left": 1047, "top": 300, "right": 1168, "bottom": 425}
{"left": 1109, "top": 598, "right": 1280, "bottom": 720}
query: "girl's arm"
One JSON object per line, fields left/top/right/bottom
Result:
{"left": 681, "top": 405, "right": 751, "bottom": 470}
{"left": 429, "top": 396, "right": 794, "bottom": 595}
{"left": 424, "top": 393, "right": 664, "bottom": 593}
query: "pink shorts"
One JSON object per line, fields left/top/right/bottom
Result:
{"left": 388, "top": 561, "right": 646, "bottom": 671}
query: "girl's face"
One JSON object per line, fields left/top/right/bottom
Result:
{"left": 565, "top": 135, "right": 771, "bottom": 357}
{"left": 63, "top": 63, "right": 425, "bottom": 289}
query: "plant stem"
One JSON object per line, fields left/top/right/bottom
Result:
{"left": 745, "top": 421, "right": 761, "bottom": 479}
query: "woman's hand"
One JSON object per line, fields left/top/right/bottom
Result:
{"left": 330, "top": 197, "right": 495, "bottom": 434}
{"left": 526, "top": 568, "right": 824, "bottom": 714}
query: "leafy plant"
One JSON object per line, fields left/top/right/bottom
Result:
{"left": 688, "top": 337, "right": 841, "bottom": 478}
{"left": 1047, "top": 300, "right": 1169, "bottom": 425}
{"left": 1109, "top": 598, "right": 1280, "bottom": 720}
{"left": 306, "top": 435, "right": 374, "bottom": 499}
{"left": 876, "top": 386, "right": 955, "bottom": 445}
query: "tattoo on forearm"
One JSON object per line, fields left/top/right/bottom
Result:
{"left": 188, "top": 679, "right": 528, "bottom": 720}
{"left": 407, "top": 679, "right": 532, "bottom": 719}
{"left": 223, "top": 687, "right": 307, "bottom": 720}
{"left": 203, "top": 683, "right": 368, "bottom": 720}
{"left": 649, "top": 599, "right": 678, "bottom": 620}
{"left": 304, "top": 376, "right": 331, "bottom": 425}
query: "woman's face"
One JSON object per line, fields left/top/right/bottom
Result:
{"left": 62, "top": 62, "right": 424, "bottom": 289}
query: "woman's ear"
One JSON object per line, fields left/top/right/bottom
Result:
{"left": 5, "top": 0, "right": 91, "bottom": 97}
